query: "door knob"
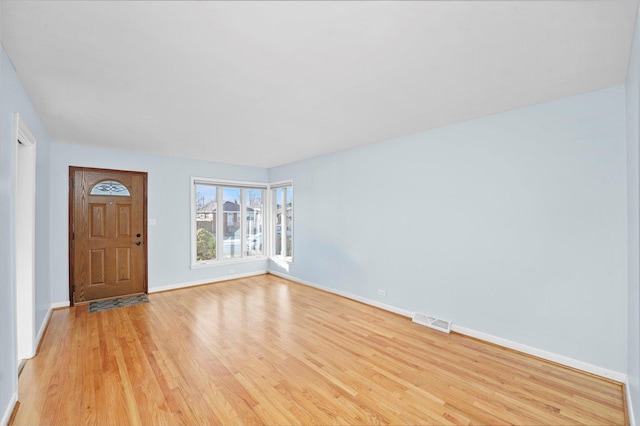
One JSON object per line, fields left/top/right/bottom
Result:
{"left": 136, "top": 233, "right": 141, "bottom": 237}
{"left": 136, "top": 241, "right": 142, "bottom": 246}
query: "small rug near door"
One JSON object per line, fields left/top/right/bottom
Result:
{"left": 89, "top": 294, "right": 149, "bottom": 313}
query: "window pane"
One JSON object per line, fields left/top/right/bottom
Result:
{"left": 273, "top": 186, "right": 292, "bottom": 258}
{"left": 195, "top": 184, "right": 216, "bottom": 261}
{"left": 223, "top": 188, "right": 241, "bottom": 259}
{"left": 285, "top": 186, "right": 293, "bottom": 257}
{"left": 274, "top": 188, "right": 283, "bottom": 256}
{"left": 246, "top": 189, "right": 263, "bottom": 256}
{"left": 90, "top": 180, "right": 130, "bottom": 196}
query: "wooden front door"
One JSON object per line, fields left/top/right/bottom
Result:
{"left": 69, "top": 167, "right": 148, "bottom": 304}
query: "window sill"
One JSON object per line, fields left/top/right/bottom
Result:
{"left": 269, "top": 256, "right": 293, "bottom": 265}
{"left": 190, "top": 256, "right": 268, "bottom": 270}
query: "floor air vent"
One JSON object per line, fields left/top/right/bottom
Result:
{"left": 412, "top": 312, "right": 451, "bottom": 334}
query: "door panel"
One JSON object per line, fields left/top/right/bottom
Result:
{"left": 70, "top": 167, "right": 147, "bottom": 304}
{"left": 116, "top": 204, "right": 131, "bottom": 237}
{"left": 89, "top": 249, "right": 106, "bottom": 285}
{"left": 90, "top": 204, "right": 106, "bottom": 237}
{"left": 116, "top": 248, "right": 131, "bottom": 281}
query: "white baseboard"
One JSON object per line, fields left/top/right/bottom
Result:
{"left": 30, "top": 301, "right": 69, "bottom": 359}
{"left": 1, "top": 393, "right": 17, "bottom": 426}
{"left": 34, "top": 306, "right": 52, "bottom": 354}
{"left": 451, "top": 324, "right": 627, "bottom": 383}
{"left": 51, "top": 301, "right": 70, "bottom": 309}
{"left": 268, "top": 271, "right": 413, "bottom": 319}
{"left": 268, "top": 271, "right": 627, "bottom": 384}
{"left": 149, "top": 270, "right": 268, "bottom": 294}
{"left": 626, "top": 377, "right": 637, "bottom": 426}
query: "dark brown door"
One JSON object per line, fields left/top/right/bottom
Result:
{"left": 69, "top": 167, "right": 147, "bottom": 304}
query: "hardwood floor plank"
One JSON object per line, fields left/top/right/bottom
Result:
{"left": 11, "top": 274, "right": 627, "bottom": 425}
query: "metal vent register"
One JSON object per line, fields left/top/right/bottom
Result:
{"left": 412, "top": 312, "right": 451, "bottom": 333}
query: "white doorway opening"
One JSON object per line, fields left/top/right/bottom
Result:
{"left": 15, "top": 113, "right": 37, "bottom": 363}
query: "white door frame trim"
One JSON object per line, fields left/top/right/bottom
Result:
{"left": 14, "top": 113, "right": 37, "bottom": 367}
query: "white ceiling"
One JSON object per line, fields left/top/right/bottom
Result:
{"left": 1, "top": 1, "right": 638, "bottom": 168}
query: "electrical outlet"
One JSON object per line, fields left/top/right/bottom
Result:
{"left": 378, "top": 289, "right": 386, "bottom": 296}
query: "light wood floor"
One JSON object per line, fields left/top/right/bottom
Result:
{"left": 12, "top": 274, "right": 627, "bottom": 425}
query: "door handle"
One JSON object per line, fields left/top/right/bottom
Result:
{"left": 136, "top": 241, "right": 142, "bottom": 246}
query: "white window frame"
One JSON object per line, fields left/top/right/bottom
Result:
{"left": 191, "top": 177, "right": 268, "bottom": 268}
{"left": 269, "top": 180, "right": 294, "bottom": 262}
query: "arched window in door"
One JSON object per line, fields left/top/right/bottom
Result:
{"left": 90, "top": 180, "right": 131, "bottom": 196}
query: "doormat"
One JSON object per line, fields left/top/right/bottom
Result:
{"left": 89, "top": 294, "right": 149, "bottom": 313}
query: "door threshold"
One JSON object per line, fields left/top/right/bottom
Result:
{"left": 75, "top": 292, "right": 147, "bottom": 306}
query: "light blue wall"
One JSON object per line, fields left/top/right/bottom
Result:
{"left": 50, "top": 144, "right": 269, "bottom": 303}
{"left": 270, "top": 86, "right": 628, "bottom": 373}
{"left": 0, "top": 44, "right": 53, "bottom": 421}
{"left": 626, "top": 3, "right": 640, "bottom": 422}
